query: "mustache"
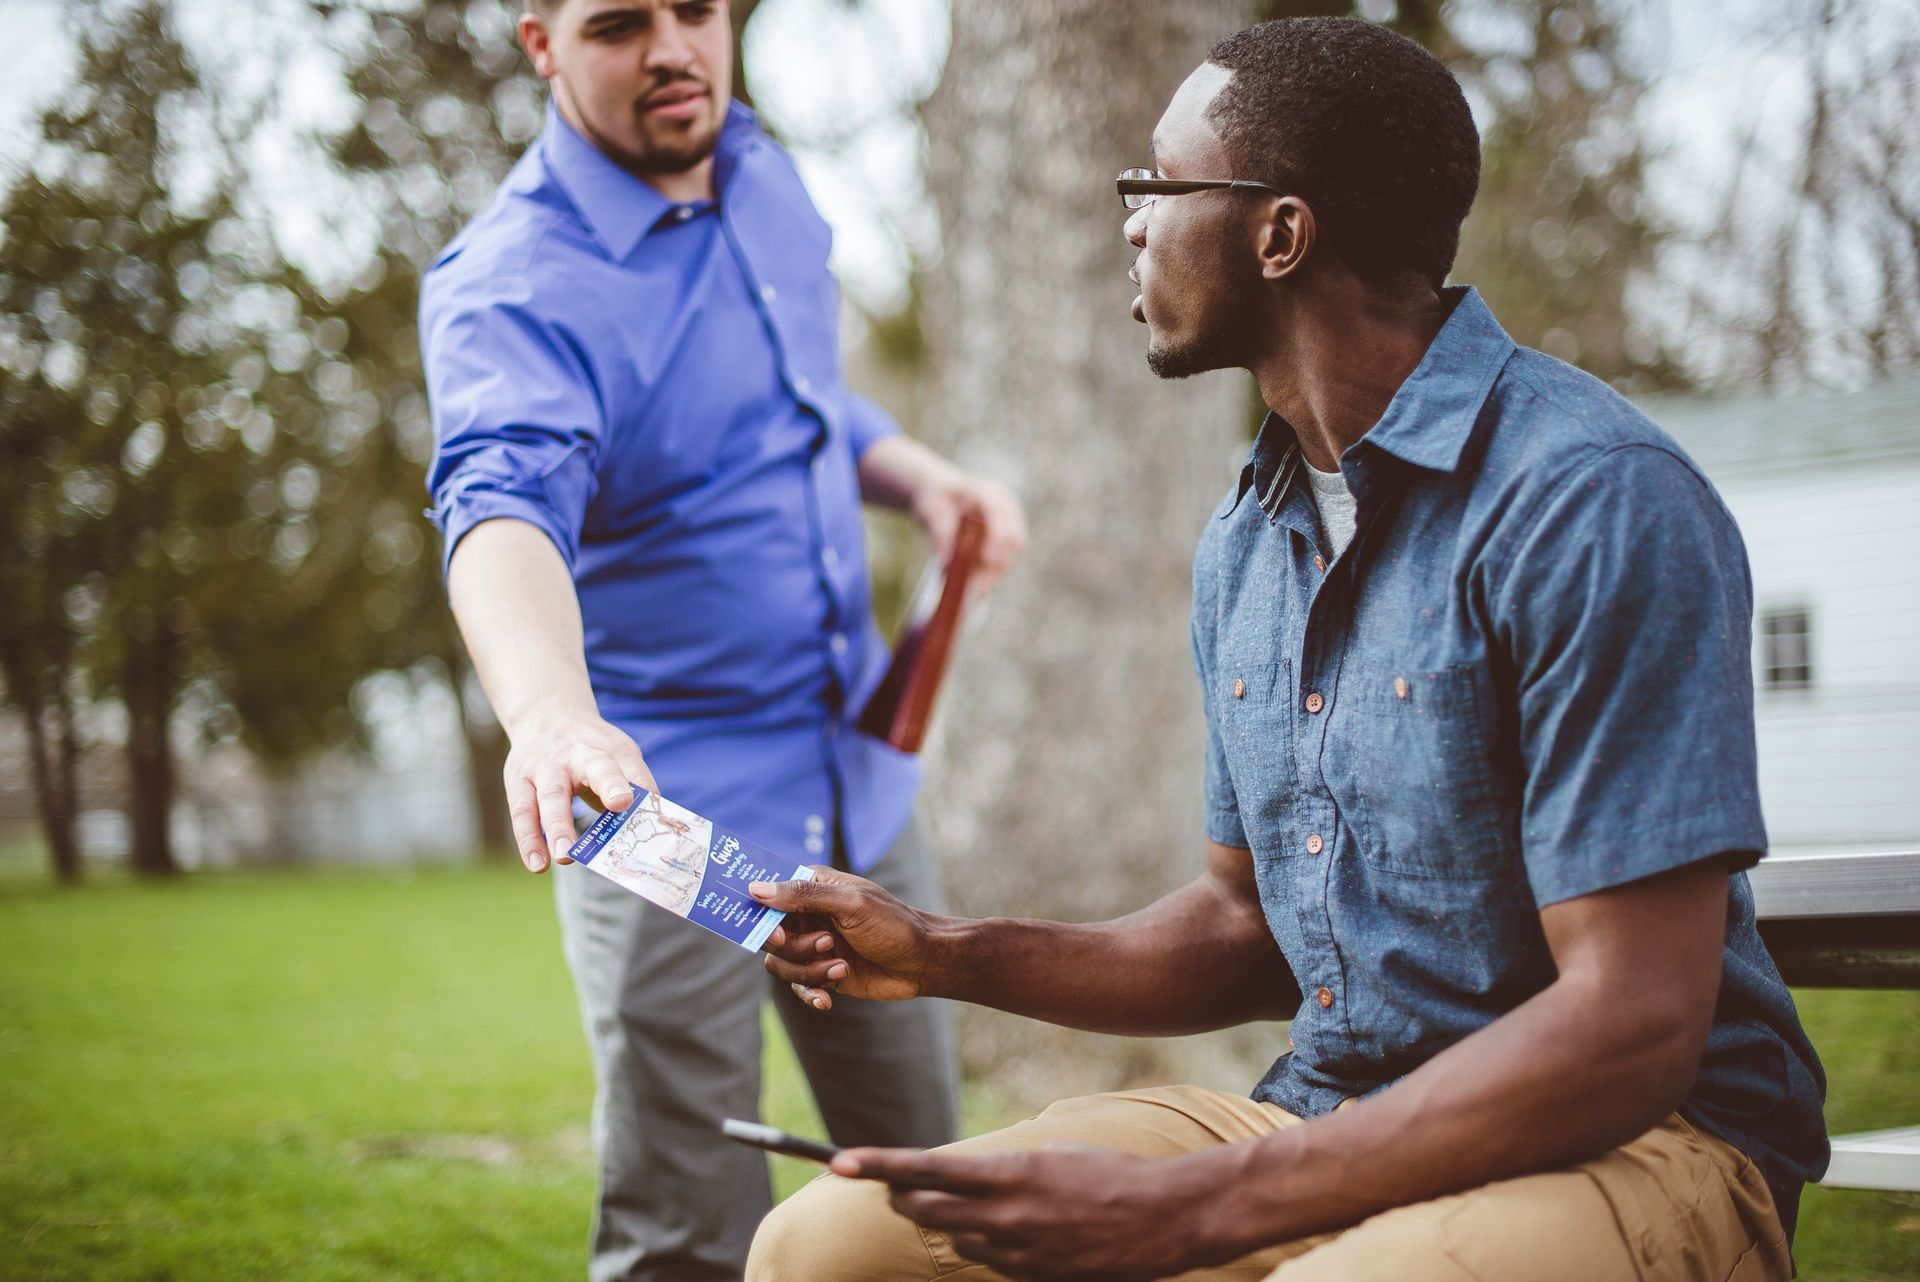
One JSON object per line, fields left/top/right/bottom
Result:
{"left": 639, "top": 73, "right": 708, "bottom": 105}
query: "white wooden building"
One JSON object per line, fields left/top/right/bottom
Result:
{"left": 1645, "top": 375, "right": 1920, "bottom": 854}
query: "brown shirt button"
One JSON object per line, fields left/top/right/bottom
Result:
{"left": 1233, "top": 678, "right": 1245, "bottom": 699}
{"left": 1313, "top": 554, "right": 1326, "bottom": 573}
{"left": 1305, "top": 691, "right": 1325, "bottom": 714}
{"left": 1317, "top": 987, "right": 1334, "bottom": 1008}
{"left": 1306, "top": 833, "right": 1324, "bottom": 855}
{"left": 1393, "top": 676, "right": 1409, "bottom": 700}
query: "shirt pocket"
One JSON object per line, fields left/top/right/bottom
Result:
{"left": 1217, "top": 659, "right": 1301, "bottom": 850}
{"left": 1334, "top": 664, "right": 1512, "bottom": 879}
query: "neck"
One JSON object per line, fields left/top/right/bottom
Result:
{"left": 1251, "top": 280, "right": 1450, "bottom": 472}
{"left": 553, "top": 81, "right": 715, "bottom": 204}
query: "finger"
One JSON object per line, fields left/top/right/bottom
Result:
{"left": 762, "top": 952, "right": 850, "bottom": 988}
{"left": 506, "top": 774, "right": 547, "bottom": 873}
{"left": 887, "top": 1187, "right": 1001, "bottom": 1232}
{"left": 788, "top": 980, "right": 833, "bottom": 1011}
{"left": 836, "top": 1147, "right": 1016, "bottom": 1193}
{"left": 946, "top": 1232, "right": 1030, "bottom": 1277}
{"left": 760, "top": 928, "right": 837, "bottom": 966}
{"left": 534, "top": 770, "right": 578, "bottom": 864}
{"left": 747, "top": 874, "right": 863, "bottom": 915}
{"left": 607, "top": 734, "right": 656, "bottom": 797}
{"left": 580, "top": 751, "right": 634, "bottom": 813}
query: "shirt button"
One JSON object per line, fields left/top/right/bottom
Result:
{"left": 1306, "top": 833, "right": 1324, "bottom": 855}
{"left": 804, "top": 814, "right": 827, "bottom": 835}
{"left": 1317, "top": 987, "right": 1334, "bottom": 1008}
{"left": 1232, "top": 678, "right": 1245, "bottom": 699}
{"left": 760, "top": 283, "right": 777, "bottom": 303}
{"left": 1394, "top": 676, "right": 1409, "bottom": 700}
{"left": 829, "top": 632, "right": 848, "bottom": 655}
{"left": 674, "top": 205, "right": 694, "bottom": 221}
{"left": 794, "top": 375, "right": 813, "bottom": 395}
{"left": 1313, "top": 554, "right": 1326, "bottom": 573}
{"left": 822, "top": 546, "right": 840, "bottom": 568}
{"left": 803, "top": 834, "right": 826, "bottom": 856}
{"left": 1305, "top": 691, "right": 1325, "bottom": 714}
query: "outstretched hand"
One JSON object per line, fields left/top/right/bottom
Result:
{"left": 750, "top": 868, "right": 943, "bottom": 1009}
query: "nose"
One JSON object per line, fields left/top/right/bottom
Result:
{"left": 1124, "top": 204, "right": 1148, "bottom": 249}
{"left": 645, "top": 14, "right": 696, "bottom": 73}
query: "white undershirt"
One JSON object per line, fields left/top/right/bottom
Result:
{"left": 1304, "top": 460, "right": 1358, "bottom": 561}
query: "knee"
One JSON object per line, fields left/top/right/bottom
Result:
{"left": 747, "top": 1171, "right": 923, "bottom": 1282}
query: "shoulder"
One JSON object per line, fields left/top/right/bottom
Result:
{"left": 421, "top": 157, "right": 599, "bottom": 326}
{"left": 1479, "top": 348, "right": 1728, "bottom": 531}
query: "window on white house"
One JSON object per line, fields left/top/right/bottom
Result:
{"left": 1760, "top": 608, "right": 1813, "bottom": 691}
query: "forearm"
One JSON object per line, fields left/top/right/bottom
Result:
{"left": 446, "top": 517, "right": 596, "bottom": 735}
{"left": 925, "top": 870, "right": 1296, "bottom": 1036}
{"left": 1195, "top": 971, "right": 1706, "bottom": 1260}
{"left": 855, "top": 434, "right": 963, "bottom": 512}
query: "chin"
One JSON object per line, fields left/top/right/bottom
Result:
{"left": 1146, "top": 337, "right": 1212, "bottom": 381}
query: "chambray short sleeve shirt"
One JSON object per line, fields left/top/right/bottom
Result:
{"left": 1191, "top": 288, "right": 1828, "bottom": 1235}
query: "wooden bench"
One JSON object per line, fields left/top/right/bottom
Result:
{"left": 1750, "top": 849, "right": 1920, "bottom": 1191}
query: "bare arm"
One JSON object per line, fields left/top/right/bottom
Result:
{"left": 834, "top": 858, "right": 1735, "bottom": 1281}
{"left": 447, "top": 517, "right": 654, "bottom": 871}
{"left": 757, "top": 839, "right": 1298, "bottom": 1035}
{"left": 856, "top": 435, "right": 1027, "bottom": 596}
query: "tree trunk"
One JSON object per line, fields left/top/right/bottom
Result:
{"left": 124, "top": 627, "right": 179, "bottom": 877}
{"left": 918, "top": 0, "right": 1265, "bottom": 1109}
{"left": 19, "top": 674, "right": 82, "bottom": 884}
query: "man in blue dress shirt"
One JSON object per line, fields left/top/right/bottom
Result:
{"left": 420, "top": 2, "right": 1024, "bottom": 1278}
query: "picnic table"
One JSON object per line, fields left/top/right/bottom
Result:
{"left": 1750, "top": 849, "right": 1920, "bottom": 1191}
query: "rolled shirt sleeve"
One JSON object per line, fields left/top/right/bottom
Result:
{"left": 1493, "top": 443, "right": 1768, "bottom": 907}
{"left": 421, "top": 271, "right": 606, "bottom": 575}
{"left": 844, "top": 390, "right": 902, "bottom": 459}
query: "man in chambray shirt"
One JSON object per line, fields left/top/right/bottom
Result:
{"left": 750, "top": 19, "right": 1825, "bottom": 1282}
{"left": 419, "top": 2, "right": 1024, "bottom": 1278}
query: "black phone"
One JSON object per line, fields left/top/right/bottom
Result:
{"left": 720, "top": 1118, "right": 844, "bottom": 1165}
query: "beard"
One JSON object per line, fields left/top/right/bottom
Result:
{"left": 1143, "top": 230, "right": 1264, "bottom": 380}
{"left": 574, "top": 77, "right": 723, "bottom": 179}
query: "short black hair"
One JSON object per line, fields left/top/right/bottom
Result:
{"left": 1205, "top": 18, "right": 1480, "bottom": 289}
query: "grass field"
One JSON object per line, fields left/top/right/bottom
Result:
{"left": 1, "top": 864, "right": 1915, "bottom": 1280}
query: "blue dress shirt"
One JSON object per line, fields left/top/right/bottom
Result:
{"left": 421, "top": 100, "right": 918, "bottom": 872}
{"left": 1192, "top": 288, "right": 1828, "bottom": 1236}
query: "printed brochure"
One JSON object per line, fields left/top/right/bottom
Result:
{"left": 566, "top": 790, "right": 814, "bottom": 953}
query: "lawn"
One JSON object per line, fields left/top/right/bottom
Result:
{"left": 1, "top": 864, "right": 1915, "bottom": 1280}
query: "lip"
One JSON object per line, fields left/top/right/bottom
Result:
{"left": 641, "top": 84, "right": 707, "bottom": 118}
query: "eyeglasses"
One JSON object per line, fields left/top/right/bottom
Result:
{"left": 1117, "top": 167, "right": 1293, "bottom": 210}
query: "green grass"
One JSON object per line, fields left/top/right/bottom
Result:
{"left": 0, "top": 864, "right": 906, "bottom": 1280}
{"left": 0, "top": 864, "right": 1915, "bottom": 1280}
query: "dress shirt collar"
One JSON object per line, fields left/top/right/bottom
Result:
{"left": 540, "top": 96, "right": 763, "bottom": 261}
{"left": 1226, "top": 285, "right": 1514, "bottom": 519}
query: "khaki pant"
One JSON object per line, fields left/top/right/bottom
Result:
{"left": 746, "top": 1085, "right": 1790, "bottom": 1282}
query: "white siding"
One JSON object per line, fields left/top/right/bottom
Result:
{"left": 1715, "top": 465, "right": 1920, "bottom": 850}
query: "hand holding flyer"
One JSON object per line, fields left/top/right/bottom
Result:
{"left": 565, "top": 789, "right": 815, "bottom": 953}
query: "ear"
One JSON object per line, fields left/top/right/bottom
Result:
{"left": 518, "top": 12, "right": 558, "bottom": 79}
{"left": 1254, "top": 196, "right": 1317, "bottom": 282}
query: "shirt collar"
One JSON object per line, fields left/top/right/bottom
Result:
{"left": 540, "top": 96, "right": 763, "bottom": 262}
{"left": 1222, "top": 286, "right": 1514, "bottom": 521}
{"left": 1355, "top": 286, "right": 1514, "bottom": 474}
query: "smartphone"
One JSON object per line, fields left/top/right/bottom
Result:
{"left": 720, "top": 1118, "right": 845, "bottom": 1165}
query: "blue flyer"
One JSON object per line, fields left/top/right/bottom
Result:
{"left": 565, "top": 790, "right": 814, "bottom": 952}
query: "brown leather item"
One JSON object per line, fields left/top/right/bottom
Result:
{"left": 856, "top": 509, "right": 987, "bottom": 754}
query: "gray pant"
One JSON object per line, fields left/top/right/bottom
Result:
{"left": 555, "top": 818, "right": 958, "bottom": 1282}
